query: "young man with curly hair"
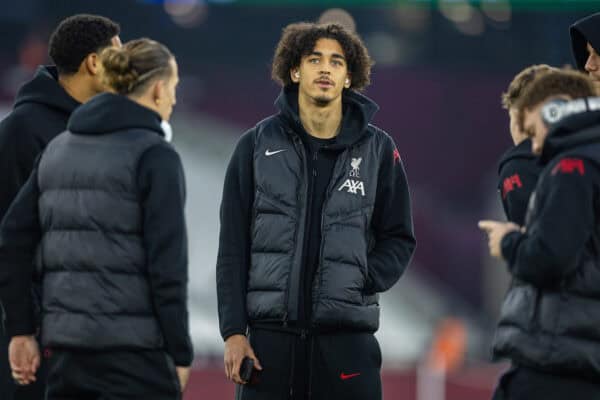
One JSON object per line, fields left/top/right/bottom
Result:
{"left": 0, "top": 14, "right": 120, "bottom": 400}
{"left": 480, "top": 69, "right": 600, "bottom": 399}
{"left": 216, "top": 22, "right": 416, "bottom": 400}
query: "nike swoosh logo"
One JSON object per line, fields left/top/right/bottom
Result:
{"left": 265, "top": 149, "right": 287, "bottom": 156}
{"left": 340, "top": 372, "right": 361, "bottom": 380}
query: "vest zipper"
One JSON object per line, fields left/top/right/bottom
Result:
{"left": 285, "top": 133, "right": 308, "bottom": 323}
{"left": 311, "top": 150, "right": 348, "bottom": 326}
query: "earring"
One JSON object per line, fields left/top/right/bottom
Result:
{"left": 295, "top": 72, "right": 300, "bottom": 78}
{"left": 345, "top": 78, "right": 350, "bottom": 86}
{"left": 155, "top": 98, "right": 161, "bottom": 106}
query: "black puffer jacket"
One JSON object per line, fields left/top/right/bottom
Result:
{"left": 495, "top": 98, "right": 600, "bottom": 380}
{"left": 217, "top": 87, "right": 416, "bottom": 339}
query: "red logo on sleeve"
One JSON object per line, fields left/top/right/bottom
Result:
{"left": 502, "top": 174, "right": 522, "bottom": 199}
{"left": 551, "top": 158, "right": 585, "bottom": 176}
{"left": 393, "top": 148, "right": 401, "bottom": 165}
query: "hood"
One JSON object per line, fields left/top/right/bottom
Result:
{"left": 570, "top": 13, "right": 600, "bottom": 70}
{"left": 274, "top": 85, "right": 379, "bottom": 149}
{"left": 14, "top": 65, "right": 80, "bottom": 115}
{"left": 68, "top": 92, "right": 164, "bottom": 137}
{"left": 540, "top": 97, "right": 600, "bottom": 163}
{"left": 497, "top": 139, "right": 536, "bottom": 175}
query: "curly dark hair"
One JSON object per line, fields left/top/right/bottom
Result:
{"left": 272, "top": 22, "right": 373, "bottom": 91}
{"left": 49, "top": 14, "right": 120, "bottom": 75}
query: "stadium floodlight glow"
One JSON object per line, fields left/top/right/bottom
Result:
{"left": 317, "top": 8, "right": 357, "bottom": 33}
{"left": 164, "top": 0, "right": 208, "bottom": 28}
{"left": 392, "top": 4, "right": 431, "bottom": 33}
{"left": 454, "top": 8, "right": 485, "bottom": 36}
{"left": 439, "top": 0, "right": 473, "bottom": 24}
{"left": 481, "top": 0, "right": 511, "bottom": 23}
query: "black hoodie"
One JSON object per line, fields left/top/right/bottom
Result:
{"left": 0, "top": 93, "right": 193, "bottom": 366}
{"left": 497, "top": 139, "right": 541, "bottom": 225}
{"left": 0, "top": 66, "right": 79, "bottom": 220}
{"left": 502, "top": 100, "right": 600, "bottom": 287}
{"left": 570, "top": 12, "right": 600, "bottom": 71}
{"left": 496, "top": 98, "right": 600, "bottom": 380}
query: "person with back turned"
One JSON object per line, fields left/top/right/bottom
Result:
{"left": 0, "top": 38, "right": 192, "bottom": 400}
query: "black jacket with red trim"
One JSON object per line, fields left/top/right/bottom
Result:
{"left": 497, "top": 139, "right": 541, "bottom": 226}
{"left": 494, "top": 98, "right": 600, "bottom": 381}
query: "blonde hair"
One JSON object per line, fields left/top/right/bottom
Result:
{"left": 515, "top": 68, "right": 596, "bottom": 131}
{"left": 502, "top": 64, "right": 556, "bottom": 110}
{"left": 101, "top": 38, "right": 173, "bottom": 95}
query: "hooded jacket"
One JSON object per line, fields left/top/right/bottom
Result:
{"left": 0, "top": 93, "right": 193, "bottom": 366}
{"left": 497, "top": 139, "right": 541, "bottom": 225}
{"left": 570, "top": 12, "right": 600, "bottom": 71}
{"left": 217, "top": 86, "right": 416, "bottom": 340}
{"left": 0, "top": 66, "right": 79, "bottom": 220}
{"left": 494, "top": 98, "right": 600, "bottom": 380}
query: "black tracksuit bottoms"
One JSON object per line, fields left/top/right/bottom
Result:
{"left": 492, "top": 365, "right": 600, "bottom": 400}
{"left": 235, "top": 327, "right": 382, "bottom": 400}
{"left": 43, "top": 348, "right": 181, "bottom": 400}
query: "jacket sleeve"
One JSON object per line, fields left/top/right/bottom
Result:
{"left": 365, "top": 135, "right": 416, "bottom": 294}
{"left": 0, "top": 162, "right": 41, "bottom": 337}
{"left": 0, "top": 114, "right": 42, "bottom": 220}
{"left": 498, "top": 157, "right": 540, "bottom": 226}
{"left": 137, "top": 144, "right": 193, "bottom": 367}
{"left": 216, "top": 129, "right": 255, "bottom": 341}
{"left": 501, "top": 158, "right": 597, "bottom": 287}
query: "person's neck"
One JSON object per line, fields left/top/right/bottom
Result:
{"left": 58, "top": 74, "right": 96, "bottom": 104}
{"left": 298, "top": 92, "right": 343, "bottom": 139}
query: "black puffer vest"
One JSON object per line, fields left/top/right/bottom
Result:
{"left": 247, "top": 87, "right": 393, "bottom": 332}
{"left": 37, "top": 93, "right": 167, "bottom": 350}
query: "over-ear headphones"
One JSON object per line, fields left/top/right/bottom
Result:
{"left": 541, "top": 98, "right": 570, "bottom": 127}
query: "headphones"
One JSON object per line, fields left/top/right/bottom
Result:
{"left": 541, "top": 98, "right": 570, "bottom": 127}
{"left": 540, "top": 96, "right": 600, "bottom": 127}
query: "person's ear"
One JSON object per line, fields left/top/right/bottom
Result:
{"left": 291, "top": 69, "right": 300, "bottom": 83}
{"left": 84, "top": 53, "right": 100, "bottom": 76}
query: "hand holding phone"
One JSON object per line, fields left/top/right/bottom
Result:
{"left": 240, "top": 356, "right": 261, "bottom": 385}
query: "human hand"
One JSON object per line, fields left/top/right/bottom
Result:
{"left": 224, "top": 334, "right": 262, "bottom": 384}
{"left": 478, "top": 220, "right": 521, "bottom": 259}
{"left": 8, "top": 335, "right": 40, "bottom": 386}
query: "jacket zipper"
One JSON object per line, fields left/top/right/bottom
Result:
{"left": 311, "top": 150, "right": 348, "bottom": 327}
{"left": 284, "top": 132, "right": 308, "bottom": 325}
{"left": 300, "top": 148, "right": 318, "bottom": 322}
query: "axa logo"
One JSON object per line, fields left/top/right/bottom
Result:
{"left": 338, "top": 179, "right": 365, "bottom": 196}
{"left": 339, "top": 156, "right": 366, "bottom": 196}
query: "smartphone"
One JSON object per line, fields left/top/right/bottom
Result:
{"left": 239, "top": 357, "right": 260, "bottom": 385}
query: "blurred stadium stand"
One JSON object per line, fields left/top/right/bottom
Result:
{"left": 1, "top": 1, "right": 597, "bottom": 398}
